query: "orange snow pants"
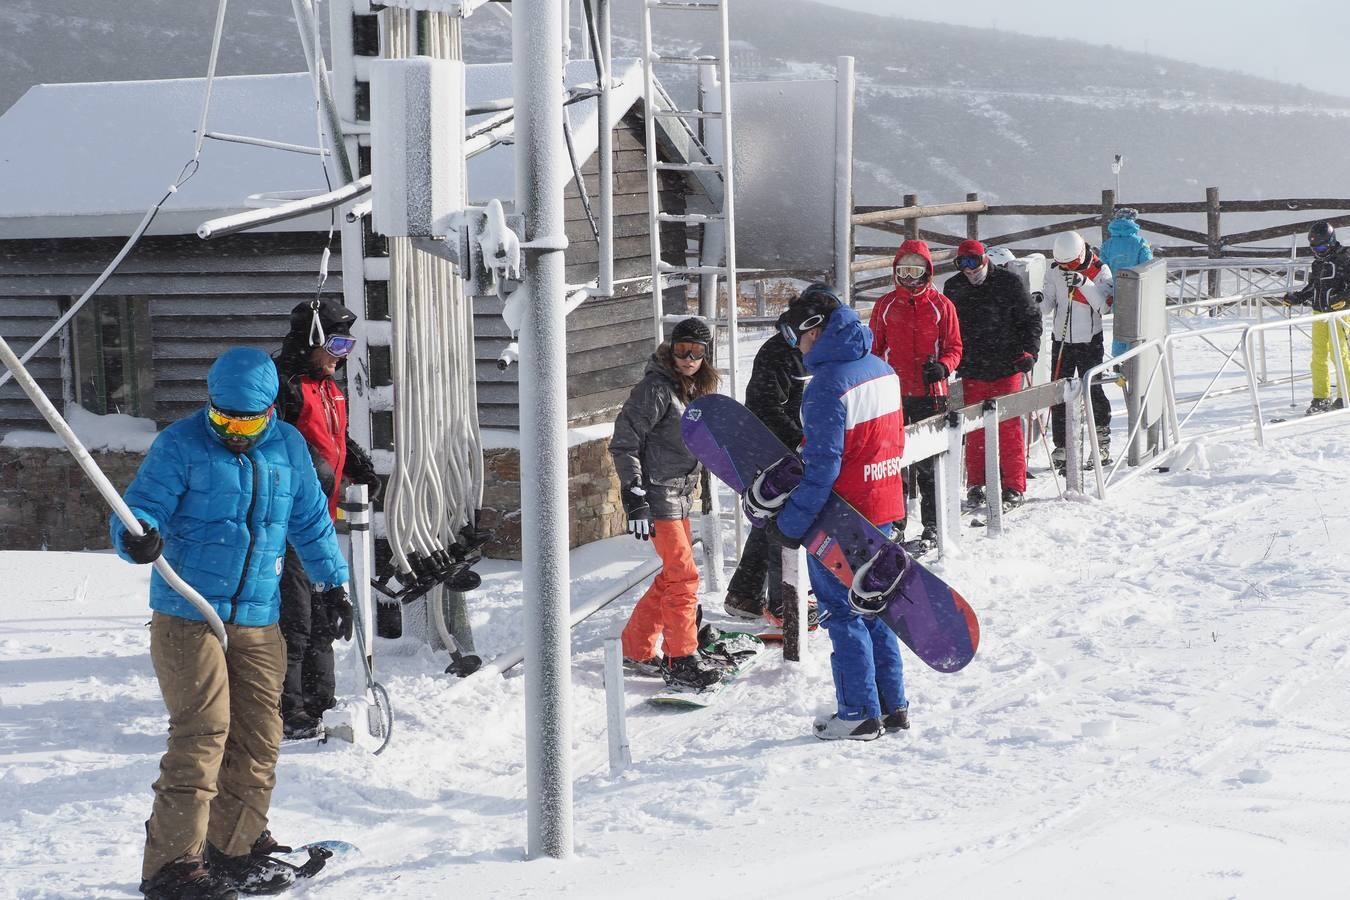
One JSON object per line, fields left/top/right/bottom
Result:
{"left": 621, "top": 518, "right": 701, "bottom": 660}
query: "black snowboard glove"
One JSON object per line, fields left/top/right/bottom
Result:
{"left": 323, "top": 586, "right": 353, "bottom": 641}
{"left": 621, "top": 484, "right": 652, "bottom": 541}
{"left": 120, "top": 520, "right": 163, "bottom": 565}
{"left": 1013, "top": 352, "right": 1035, "bottom": 374}
{"left": 922, "top": 359, "right": 949, "bottom": 385}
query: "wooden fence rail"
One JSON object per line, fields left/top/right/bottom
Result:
{"left": 849, "top": 188, "right": 1350, "bottom": 297}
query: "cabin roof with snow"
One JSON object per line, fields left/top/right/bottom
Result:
{"left": 0, "top": 59, "right": 649, "bottom": 240}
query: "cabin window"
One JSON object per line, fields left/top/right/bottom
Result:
{"left": 69, "top": 296, "right": 155, "bottom": 418}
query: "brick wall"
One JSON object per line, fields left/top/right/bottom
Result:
{"left": 0, "top": 447, "right": 142, "bottom": 550}
{"left": 0, "top": 439, "right": 628, "bottom": 559}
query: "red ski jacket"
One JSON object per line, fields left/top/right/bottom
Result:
{"left": 870, "top": 240, "right": 963, "bottom": 399}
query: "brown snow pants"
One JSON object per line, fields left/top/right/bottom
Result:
{"left": 142, "top": 613, "right": 286, "bottom": 880}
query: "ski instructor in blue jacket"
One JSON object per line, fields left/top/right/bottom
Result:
{"left": 111, "top": 346, "right": 349, "bottom": 900}
{"left": 768, "top": 285, "right": 911, "bottom": 742}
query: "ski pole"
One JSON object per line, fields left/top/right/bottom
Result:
{"left": 0, "top": 332, "right": 228, "bottom": 647}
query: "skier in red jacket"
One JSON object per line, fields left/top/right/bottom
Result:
{"left": 869, "top": 239, "right": 962, "bottom": 551}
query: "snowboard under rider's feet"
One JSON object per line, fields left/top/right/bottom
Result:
{"left": 662, "top": 652, "right": 728, "bottom": 690}
{"left": 813, "top": 714, "right": 882, "bottom": 741}
{"left": 140, "top": 853, "right": 239, "bottom": 900}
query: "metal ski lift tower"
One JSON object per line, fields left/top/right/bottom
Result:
{"left": 513, "top": 0, "right": 575, "bottom": 860}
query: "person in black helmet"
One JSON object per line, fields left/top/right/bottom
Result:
{"left": 273, "top": 298, "right": 382, "bottom": 738}
{"left": 1284, "top": 222, "right": 1350, "bottom": 414}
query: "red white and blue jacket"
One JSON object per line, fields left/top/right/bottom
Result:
{"left": 776, "top": 305, "right": 907, "bottom": 537}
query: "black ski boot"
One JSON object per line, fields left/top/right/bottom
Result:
{"left": 140, "top": 853, "right": 239, "bottom": 900}
{"left": 662, "top": 653, "right": 726, "bottom": 691}
{"left": 723, "top": 590, "right": 764, "bottom": 620}
{"left": 883, "top": 705, "right": 911, "bottom": 732}
{"left": 1001, "top": 489, "right": 1024, "bottom": 511}
{"left": 282, "top": 711, "right": 321, "bottom": 741}
{"left": 1306, "top": 397, "right": 1335, "bottom": 415}
{"left": 622, "top": 655, "right": 664, "bottom": 678}
{"left": 963, "top": 485, "right": 986, "bottom": 512}
{"left": 207, "top": 832, "right": 297, "bottom": 895}
{"left": 904, "top": 526, "right": 938, "bottom": 558}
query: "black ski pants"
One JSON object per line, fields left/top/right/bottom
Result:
{"left": 279, "top": 545, "right": 337, "bottom": 721}
{"left": 727, "top": 524, "right": 783, "bottom": 610}
{"left": 901, "top": 396, "right": 946, "bottom": 530}
{"left": 1050, "top": 335, "right": 1112, "bottom": 447}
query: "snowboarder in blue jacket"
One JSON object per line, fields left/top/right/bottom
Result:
{"left": 769, "top": 285, "right": 910, "bottom": 742}
{"left": 1100, "top": 208, "right": 1154, "bottom": 357}
{"left": 112, "top": 346, "right": 348, "bottom": 899}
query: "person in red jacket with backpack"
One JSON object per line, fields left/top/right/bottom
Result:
{"left": 870, "top": 239, "right": 962, "bottom": 550}
{"left": 273, "top": 299, "right": 383, "bottom": 739}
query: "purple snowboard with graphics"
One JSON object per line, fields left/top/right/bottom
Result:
{"left": 682, "top": 394, "right": 979, "bottom": 673}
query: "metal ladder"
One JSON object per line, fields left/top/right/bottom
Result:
{"left": 640, "top": 0, "right": 740, "bottom": 406}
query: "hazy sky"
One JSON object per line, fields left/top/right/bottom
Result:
{"left": 814, "top": 0, "right": 1350, "bottom": 98}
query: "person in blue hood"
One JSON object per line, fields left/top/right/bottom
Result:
{"left": 1100, "top": 208, "right": 1153, "bottom": 357}
{"left": 111, "top": 346, "right": 348, "bottom": 899}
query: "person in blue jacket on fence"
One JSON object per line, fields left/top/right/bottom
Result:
{"left": 111, "top": 346, "right": 348, "bottom": 900}
{"left": 765, "top": 285, "right": 910, "bottom": 742}
{"left": 1100, "top": 207, "right": 1154, "bottom": 357}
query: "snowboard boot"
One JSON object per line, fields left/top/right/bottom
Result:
{"left": 282, "top": 711, "right": 321, "bottom": 741}
{"left": 622, "top": 656, "right": 664, "bottom": 678}
{"left": 963, "top": 484, "right": 986, "bottom": 511}
{"left": 1095, "top": 427, "right": 1112, "bottom": 466}
{"left": 765, "top": 596, "right": 821, "bottom": 631}
{"left": 206, "top": 833, "right": 296, "bottom": 896}
{"left": 662, "top": 653, "right": 727, "bottom": 691}
{"left": 723, "top": 590, "right": 764, "bottom": 620}
{"left": 1306, "top": 397, "right": 1335, "bottom": 415}
{"left": 140, "top": 853, "right": 239, "bottom": 900}
{"left": 812, "top": 714, "right": 882, "bottom": 742}
{"left": 904, "top": 525, "right": 938, "bottom": 558}
{"left": 883, "top": 705, "right": 911, "bottom": 732}
{"left": 1000, "top": 489, "right": 1024, "bottom": 511}
{"left": 1051, "top": 446, "right": 1067, "bottom": 473}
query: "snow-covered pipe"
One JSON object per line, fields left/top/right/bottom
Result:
{"left": 603, "top": 638, "right": 631, "bottom": 774}
{"left": 514, "top": 0, "right": 574, "bottom": 860}
{"left": 197, "top": 176, "right": 372, "bottom": 239}
{"left": 0, "top": 333, "right": 228, "bottom": 648}
{"left": 596, "top": 0, "right": 614, "bottom": 296}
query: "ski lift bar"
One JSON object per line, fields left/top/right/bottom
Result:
{"left": 197, "top": 176, "right": 372, "bottom": 240}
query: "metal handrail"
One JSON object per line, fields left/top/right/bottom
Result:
{"left": 1245, "top": 309, "right": 1350, "bottom": 447}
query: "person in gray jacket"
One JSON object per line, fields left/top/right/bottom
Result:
{"left": 610, "top": 318, "right": 725, "bottom": 690}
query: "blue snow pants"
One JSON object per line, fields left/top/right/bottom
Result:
{"left": 809, "top": 554, "right": 907, "bottom": 721}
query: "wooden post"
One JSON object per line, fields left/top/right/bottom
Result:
{"left": 966, "top": 192, "right": 980, "bottom": 241}
{"left": 904, "top": 193, "right": 919, "bottom": 241}
{"left": 1206, "top": 186, "right": 1222, "bottom": 299}
{"left": 1101, "top": 189, "right": 1115, "bottom": 245}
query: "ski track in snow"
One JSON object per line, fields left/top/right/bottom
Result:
{"left": 4, "top": 357, "right": 1350, "bottom": 896}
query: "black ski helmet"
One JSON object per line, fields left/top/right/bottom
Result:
{"left": 776, "top": 283, "right": 842, "bottom": 347}
{"left": 288, "top": 299, "right": 356, "bottom": 347}
{"left": 1308, "top": 222, "right": 1338, "bottom": 259}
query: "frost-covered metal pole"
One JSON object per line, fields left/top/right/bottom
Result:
{"left": 834, "top": 56, "right": 855, "bottom": 305}
{"left": 515, "top": 0, "right": 574, "bottom": 860}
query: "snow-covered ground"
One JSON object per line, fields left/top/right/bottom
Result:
{"left": 4, "top": 319, "right": 1350, "bottom": 899}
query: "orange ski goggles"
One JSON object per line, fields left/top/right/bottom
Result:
{"left": 207, "top": 404, "right": 273, "bottom": 439}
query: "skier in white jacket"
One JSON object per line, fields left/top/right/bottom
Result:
{"left": 1039, "top": 231, "right": 1114, "bottom": 466}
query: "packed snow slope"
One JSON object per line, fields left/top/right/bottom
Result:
{"left": 3, "top": 408, "right": 1349, "bottom": 897}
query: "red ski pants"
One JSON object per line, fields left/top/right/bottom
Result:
{"left": 963, "top": 373, "right": 1027, "bottom": 493}
{"left": 622, "top": 519, "right": 701, "bottom": 660}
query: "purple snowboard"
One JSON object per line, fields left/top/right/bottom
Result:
{"left": 683, "top": 394, "right": 979, "bottom": 673}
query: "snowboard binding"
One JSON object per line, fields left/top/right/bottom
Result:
{"left": 848, "top": 542, "right": 910, "bottom": 616}
{"left": 742, "top": 456, "right": 804, "bottom": 527}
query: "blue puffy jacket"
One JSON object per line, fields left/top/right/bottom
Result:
{"left": 776, "top": 306, "right": 906, "bottom": 539}
{"left": 110, "top": 347, "right": 348, "bottom": 627}
{"left": 1101, "top": 218, "right": 1153, "bottom": 275}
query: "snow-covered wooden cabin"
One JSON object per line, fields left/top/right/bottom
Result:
{"left": 0, "top": 61, "right": 709, "bottom": 554}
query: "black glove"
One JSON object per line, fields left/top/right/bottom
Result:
{"left": 1013, "top": 352, "right": 1035, "bottom": 374}
{"left": 621, "top": 484, "right": 652, "bottom": 541}
{"left": 1280, "top": 293, "right": 1301, "bottom": 307}
{"left": 1063, "top": 269, "right": 1086, "bottom": 289}
{"left": 921, "top": 359, "right": 949, "bottom": 386}
{"left": 357, "top": 472, "right": 384, "bottom": 503}
{"left": 120, "top": 520, "right": 163, "bottom": 565}
{"left": 765, "top": 516, "right": 802, "bottom": 550}
{"left": 323, "top": 586, "right": 353, "bottom": 641}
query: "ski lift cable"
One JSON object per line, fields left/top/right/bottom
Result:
{"left": 0, "top": 0, "right": 230, "bottom": 392}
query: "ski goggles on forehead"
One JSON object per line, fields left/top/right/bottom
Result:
{"left": 894, "top": 264, "right": 927, "bottom": 280}
{"left": 777, "top": 313, "right": 826, "bottom": 348}
{"left": 956, "top": 255, "right": 985, "bottom": 270}
{"left": 321, "top": 334, "right": 356, "bottom": 358}
{"left": 207, "top": 404, "right": 273, "bottom": 439}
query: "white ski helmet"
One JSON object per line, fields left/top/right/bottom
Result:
{"left": 1053, "top": 231, "right": 1087, "bottom": 267}
{"left": 986, "top": 246, "right": 1016, "bottom": 268}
